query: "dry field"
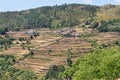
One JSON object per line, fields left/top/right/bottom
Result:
{"left": 88, "top": 32, "right": 120, "bottom": 44}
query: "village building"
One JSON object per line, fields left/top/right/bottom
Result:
{"left": 25, "top": 29, "right": 34, "bottom": 35}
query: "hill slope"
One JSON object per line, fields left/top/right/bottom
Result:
{"left": 96, "top": 4, "right": 120, "bottom": 21}
{"left": 0, "top": 4, "right": 120, "bottom": 31}
{"left": 0, "top": 4, "right": 98, "bottom": 30}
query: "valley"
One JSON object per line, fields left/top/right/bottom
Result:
{"left": 0, "top": 3, "right": 120, "bottom": 80}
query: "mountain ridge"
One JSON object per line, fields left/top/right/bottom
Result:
{"left": 0, "top": 4, "right": 119, "bottom": 30}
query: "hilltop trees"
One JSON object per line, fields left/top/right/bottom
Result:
{"left": 0, "top": 4, "right": 98, "bottom": 30}
{"left": 0, "top": 4, "right": 120, "bottom": 33}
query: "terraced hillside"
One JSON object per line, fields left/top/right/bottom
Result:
{"left": 0, "top": 28, "right": 119, "bottom": 77}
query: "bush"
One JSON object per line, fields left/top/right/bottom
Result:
{"left": 91, "top": 22, "right": 99, "bottom": 29}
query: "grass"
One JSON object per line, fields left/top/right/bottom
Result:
{"left": 96, "top": 6, "right": 120, "bottom": 21}
{"left": 0, "top": 49, "right": 3, "bottom": 52}
{"left": 24, "top": 44, "right": 35, "bottom": 49}
{"left": 86, "top": 39, "right": 97, "bottom": 43}
{"left": 78, "top": 32, "right": 99, "bottom": 38}
{"left": 39, "top": 57, "right": 52, "bottom": 61}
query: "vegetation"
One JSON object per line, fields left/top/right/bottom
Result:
{"left": 60, "top": 47, "right": 120, "bottom": 80}
{"left": 0, "top": 36, "right": 14, "bottom": 50}
{"left": 96, "top": 4, "right": 120, "bottom": 21}
{"left": 0, "top": 4, "right": 98, "bottom": 30}
{"left": 0, "top": 27, "right": 8, "bottom": 35}
{"left": 90, "top": 22, "right": 99, "bottom": 29}
{"left": 98, "top": 19, "right": 120, "bottom": 32}
{"left": 0, "top": 54, "right": 38, "bottom": 80}
{"left": 0, "top": 4, "right": 120, "bottom": 32}
{"left": 79, "top": 32, "right": 98, "bottom": 38}
{"left": 43, "top": 65, "right": 65, "bottom": 80}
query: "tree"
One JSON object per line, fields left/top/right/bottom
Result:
{"left": 91, "top": 22, "right": 99, "bottom": 29}
{"left": 0, "top": 27, "right": 8, "bottom": 35}
{"left": 29, "top": 50, "right": 34, "bottom": 55}
{"left": 44, "top": 65, "right": 65, "bottom": 80}
{"left": 33, "top": 32, "right": 39, "bottom": 38}
{"left": 26, "top": 40, "right": 31, "bottom": 44}
{"left": 67, "top": 58, "right": 72, "bottom": 67}
{"left": 30, "top": 35, "right": 33, "bottom": 40}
